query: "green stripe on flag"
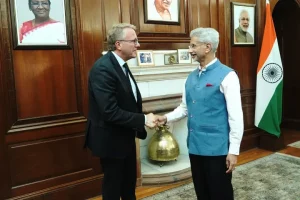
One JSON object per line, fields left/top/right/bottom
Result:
{"left": 257, "top": 81, "right": 283, "bottom": 137}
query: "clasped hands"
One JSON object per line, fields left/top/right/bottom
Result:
{"left": 145, "top": 113, "right": 167, "bottom": 128}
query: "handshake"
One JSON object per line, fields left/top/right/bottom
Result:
{"left": 145, "top": 113, "right": 167, "bottom": 128}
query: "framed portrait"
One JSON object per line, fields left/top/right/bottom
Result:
{"left": 164, "top": 53, "right": 178, "bottom": 65}
{"left": 10, "top": 0, "right": 72, "bottom": 49}
{"left": 177, "top": 49, "right": 191, "bottom": 64}
{"left": 231, "top": 2, "right": 256, "bottom": 46}
{"left": 144, "top": 0, "right": 180, "bottom": 25}
{"left": 137, "top": 50, "right": 155, "bottom": 66}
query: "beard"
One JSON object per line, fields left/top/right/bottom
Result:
{"left": 240, "top": 25, "right": 249, "bottom": 32}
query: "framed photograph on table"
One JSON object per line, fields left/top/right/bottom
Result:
{"left": 231, "top": 2, "right": 256, "bottom": 46}
{"left": 177, "top": 49, "right": 191, "bottom": 64}
{"left": 137, "top": 50, "right": 155, "bottom": 66}
{"left": 164, "top": 53, "right": 178, "bottom": 65}
{"left": 10, "top": 0, "right": 72, "bottom": 49}
{"left": 144, "top": 0, "right": 180, "bottom": 25}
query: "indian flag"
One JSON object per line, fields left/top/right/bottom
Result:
{"left": 254, "top": 0, "right": 283, "bottom": 137}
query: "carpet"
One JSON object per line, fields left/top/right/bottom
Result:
{"left": 288, "top": 141, "right": 300, "bottom": 148}
{"left": 141, "top": 153, "right": 300, "bottom": 200}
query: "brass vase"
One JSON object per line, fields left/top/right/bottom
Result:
{"left": 148, "top": 125, "right": 180, "bottom": 161}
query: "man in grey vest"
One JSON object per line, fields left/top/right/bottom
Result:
{"left": 158, "top": 27, "right": 244, "bottom": 200}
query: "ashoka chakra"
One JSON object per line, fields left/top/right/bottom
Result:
{"left": 262, "top": 63, "right": 283, "bottom": 83}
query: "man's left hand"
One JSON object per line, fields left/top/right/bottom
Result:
{"left": 226, "top": 154, "right": 237, "bottom": 173}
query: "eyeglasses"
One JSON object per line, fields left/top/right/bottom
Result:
{"left": 30, "top": 2, "right": 50, "bottom": 7}
{"left": 118, "top": 39, "right": 139, "bottom": 45}
{"left": 188, "top": 42, "right": 208, "bottom": 49}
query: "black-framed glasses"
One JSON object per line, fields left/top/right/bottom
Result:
{"left": 30, "top": 2, "right": 50, "bottom": 7}
{"left": 118, "top": 39, "right": 139, "bottom": 45}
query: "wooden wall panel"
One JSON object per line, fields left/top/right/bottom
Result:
{"left": 242, "top": 92, "right": 256, "bottom": 130}
{"left": 76, "top": 0, "right": 104, "bottom": 115}
{"left": 188, "top": 0, "right": 200, "bottom": 28}
{"left": 103, "top": 0, "right": 122, "bottom": 37}
{"left": 231, "top": 47, "right": 257, "bottom": 90}
{"left": 13, "top": 50, "right": 77, "bottom": 119}
{"left": 120, "top": 0, "right": 131, "bottom": 23}
{"left": 219, "top": 0, "right": 230, "bottom": 65}
{"left": 8, "top": 135, "right": 98, "bottom": 196}
{"left": 9, "top": 135, "right": 88, "bottom": 186}
{"left": 189, "top": 0, "right": 210, "bottom": 28}
{"left": 0, "top": 0, "right": 14, "bottom": 198}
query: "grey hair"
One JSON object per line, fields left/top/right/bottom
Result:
{"left": 190, "top": 27, "right": 219, "bottom": 53}
{"left": 107, "top": 23, "right": 137, "bottom": 51}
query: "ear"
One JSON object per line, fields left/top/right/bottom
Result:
{"left": 206, "top": 43, "right": 212, "bottom": 53}
{"left": 115, "top": 41, "right": 122, "bottom": 50}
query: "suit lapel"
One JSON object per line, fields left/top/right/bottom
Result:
{"left": 108, "top": 52, "right": 137, "bottom": 103}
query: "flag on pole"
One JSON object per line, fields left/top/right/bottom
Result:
{"left": 254, "top": 0, "right": 283, "bottom": 137}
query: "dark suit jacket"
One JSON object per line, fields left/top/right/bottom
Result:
{"left": 84, "top": 51, "right": 147, "bottom": 158}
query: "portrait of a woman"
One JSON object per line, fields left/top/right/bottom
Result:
{"left": 18, "top": 0, "right": 67, "bottom": 45}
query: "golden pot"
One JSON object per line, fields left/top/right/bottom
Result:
{"left": 148, "top": 125, "right": 180, "bottom": 161}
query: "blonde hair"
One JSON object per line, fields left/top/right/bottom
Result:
{"left": 107, "top": 23, "right": 137, "bottom": 51}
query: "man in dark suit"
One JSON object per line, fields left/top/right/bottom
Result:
{"left": 84, "top": 23, "right": 157, "bottom": 200}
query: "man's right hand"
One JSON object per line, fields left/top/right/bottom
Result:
{"left": 157, "top": 115, "right": 167, "bottom": 125}
{"left": 145, "top": 113, "right": 157, "bottom": 128}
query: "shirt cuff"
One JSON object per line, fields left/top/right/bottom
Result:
{"left": 164, "top": 113, "right": 172, "bottom": 123}
{"left": 144, "top": 115, "right": 147, "bottom": 125}
{"left": 229, "top": 143, "right": 240, "bottom": 155}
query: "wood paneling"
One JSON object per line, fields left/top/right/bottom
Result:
{"left": 189, "top": 0, "right": 210, "bottom": 28}
{"left": 13, "top": 50, "right": 77, "bottom": 119}
{"left": 0, "top": 0, "right": 282, "bottom": 199}
{"left": 9, "top": 135, "right": 88, "bottom": 185}
{"left": 217, "top": 0, "right": 229, "bottom": 64}
{"left": 8, "top": 134, "right": 98, "bottom": 196}
{"left": 103, "top": 0, "right": 122, "bottom": 35}
{"left": 76, "top": 0, "right": 104, "bottom": 115}
{"left": 0, "top": 0, "right": 14, "bottom": 198}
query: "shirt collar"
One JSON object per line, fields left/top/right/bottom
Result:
{"left": 112, "top": 51, "right": 126, "bottom": 67}
{"left": 198, "top": 58, "right": 217, "bottom": 71}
